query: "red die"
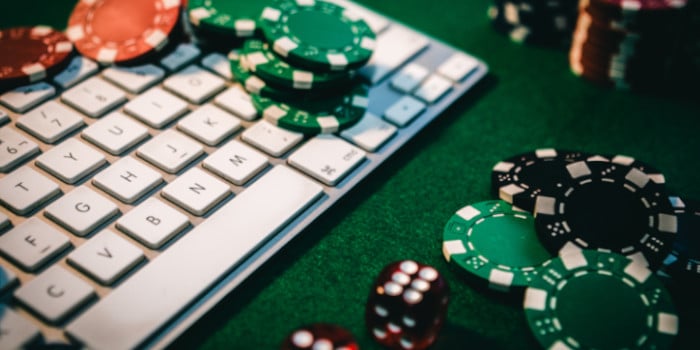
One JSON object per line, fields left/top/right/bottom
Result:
{"left": 365, "top": 260, "right": 449, "bottom": 349}
{"left": 281, "top": 323, "right": 359, "bottom": 350}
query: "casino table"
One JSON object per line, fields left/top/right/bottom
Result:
{"left": 2, "top": 0, "right": 699, "bottom": 349}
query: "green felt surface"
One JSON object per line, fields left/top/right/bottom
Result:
{"left": 2, "top": 0, "right": 699, "bottom": 349}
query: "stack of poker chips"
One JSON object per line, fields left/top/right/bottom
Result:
{"left": 570, "top": 0, "right": 689, "bottom": 90}
{"left": 487, "top": 0, "right": 579, "bottom": 47}
{"left": 186, "top": 0, "right": 375, "bottom": 135}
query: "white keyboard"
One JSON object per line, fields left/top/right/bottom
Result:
{"left": 0, "top": 1, "right": 487, "bottom": 348}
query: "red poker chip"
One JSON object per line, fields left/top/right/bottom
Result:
{"left": 67, "top": 0, "right": 181, "bottom": 64}
{"left": 0, "top": 26, "right": 73, "bottom": 88}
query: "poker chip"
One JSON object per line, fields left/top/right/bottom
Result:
{"left": 533, "top": 157, "right": 677, "bottom": 269}
{"left": 187, "top": 0, "right": 266, "bottom": 38}
{"left": 487, "top": 0, "right": 578, "bottom": 47}
{"left": 67, "top": 0, "right": 182, "bottom": 64}
{"left": 491, "top": 149, "right": 590, "bottom": 213}
{"left": 251, "top": 82, "right": 369, "bottom": 134}
{"left": 661, "top": 196, "right": 700, "bottom": 282}
{"left": 259, "top": 0, "right": 376, "bottom": 72}
{"left": 442, "top": 200, "right": 553, "bottom": 292}
{"left": 229, "top": 49, "right": 307, "bottom": 101}
{"left": 242, "top": 39, "right": 355, "bottom": 91}
{"left": 608, "top": 154, "right": 666, "bottom": 184}
{"left": 524, "top": 250, "right": 679, "bottom": 350}
{"left": 0, "top": 26, "right": 73, "bottom": 89}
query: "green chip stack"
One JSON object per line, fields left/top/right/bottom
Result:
{"left": 187, "top": 0, "right": 376, "bottom": 135}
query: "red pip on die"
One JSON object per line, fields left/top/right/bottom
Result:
{"left": 365, "top": 260, "right": 449, "bottom": 350}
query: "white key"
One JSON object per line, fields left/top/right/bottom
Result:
{"left": 0, "top": 167, "right": 60, "bottom": 215}
{"left": 437, "top": 53, "right": 479, "bottom": 82}
{"left": 160, "top": 43, "right": 200, "bottom": 71}
{"left": 384, "top": 95, "right": 427, "bottom": 127}
{"left": 203, "top": 140, "right": 268, "bottom": 185}
{"left": 137, "top": 129, "right": 204, "bottom": 173}
{"left": 68, "top": 229, "right": 144, "bottom": 285}
{"left": 44, "top": 186, "right": 119, "bottom": 236}
{"left": 116, "top": 197, "right": 189, "bottom": 249}
{"left": 359, "top": 26, "right": 429, "bottom": 84}
{"left": 14, "top": 265, "right": 95, "bottom": 323}
{"left": 214, "top": 86, "right": 258, "bottom": 121}
{"left": 67, "top": 165, "right": 322, "bottom": 350}
{"left": 54, "top": 56, "right": 99, "bottom": 89}
{"left": 0, "top": 306, "right": 41, "bottom": 349}
{"left": 0, "top": 264, "right": 18, "bottom": 294}
{"left": 103, "top": 64, "right": 165, "bottom": 93}
{"left": 62, "top": 77, "right": 127, "bottom": 118}
{"left": 161, "top": 167, "right": 230, "bottom": 216}
{"left": 391, "top": 63, "right": 429, "bottom": 93}
{"left": 288, "top": 135, "right": 366, "bottom": 186}
{"left": 0, "top": 82, "right": 55, "bottom": 113}
{"left": 163, "top": 65, "right": 225, "bottom": 104}
{"left": 242, "top": 120, "right": 303, "bottom": 157}
{"left": 124, "top": 87, "right": 188, "bottom": 128}
{"left": 0, "top": 128, "right": 40, "bottom": 172}
{"left": 0, "top": 211, "right": 10, "bottom": 232}
{"left": 16, "top": 101, "right": 85, "bottom": 143}
{"left": 414, "top": 74, "right": 453, "bottom": 104}
{"left": 81, "top": 111, "right": 149, "bottom": 155}
{"left": 35, "top": 138, "right": 106, "bottom": 184}
{"left": 202, "top": 53, "right": 233, "bottom": 80}
{"left": 0, "top": 218, "right": 70, "bottom": 271}
{"left": 0, "top": 108, "right": 10, "bottom": 125}
{"left": 340, "top": 112, "right": 397, "bottom": 152}
{"left": 93, "top": 156, "right": 162, "bottom": 204}
{"left": 177, "top": 104, "right": 240, "bottom": 146}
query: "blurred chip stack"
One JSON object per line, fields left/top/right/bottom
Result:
{"left": 570, "top": 0, "right": 689, "bottom": 90}
{"left": 487, "top": 0, "right": 579, "bottom": 47}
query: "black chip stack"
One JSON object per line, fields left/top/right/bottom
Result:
{"left": 488, "top": 0, "right": 579, "bottom": 47}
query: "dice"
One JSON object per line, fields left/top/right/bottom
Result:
{"left": 365, "top": 260, "right": 449, "bottom": 349}
{"left": 281, "top": 323, "right": 358, "bottom": 350}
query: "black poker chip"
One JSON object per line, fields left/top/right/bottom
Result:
{"left": 661, "top": 196, "right": 700, "bottom": 283}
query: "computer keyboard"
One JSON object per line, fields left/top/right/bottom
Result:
{"left": 0, "top": 0, "right": 488, "bottom": 348}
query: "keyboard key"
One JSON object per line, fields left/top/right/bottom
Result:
{"left": 161, "top": 167, "right": 230, "bottom": 216}
{"left": 0, "top": 82, "right": 56, "bottom": 113}
{"left": 93, "top": 156, "right": 163, "bottom": 204}
{"left": 54, "top": 56, "right": 99, "bottom": 89}
{"left": 242, "top": 120, "right": 303, "bottom": 157}
{"left": 14, "top": 265, "right": 95, "bottom": 323}
{"left": 177, "top": 104, "right": 240, "bottom": 146}
{"left": 360, "top": 26, "right": 429, "bottom": 84}
{"left": 340, "top": 112, "right": 397, "bottom": 152}
{"left": 288, "top": 135, "right": 366, "bottom": 186}
{"left": 0, "top": 264, "right": 18, "bottom": 294}
{"left": 116, "top": 197, "right": 189, "bottom": 249}
{"left": 203, "top": 140, "right": 268, "bottom": 185}
{"left": 163, "top": 65, "right": 225, "bottom": 104}
{"left": 67, "top": 165, "right": 323, "bottom": 349}
{"left": 214, "top": 86, "right": 258, "bottom": 121}
{"left": 61, "top": 77, "right": 127, "bottom": 118}
{"left": 437, "top": 52, "right": 479, "bottom": 82}
{"left": 414, "top": 74, "right": 453, "bottom": 104}
{"left": 68, "top": 229, "right": 145, "bottom": 285}
{"left": 160, "top": 43, "right": 200, "bottom": 71}
{"left": 384, "top": 95, "right": 426, "bottom": 127}
{"left": 202, "top": 53, "right": 233, "bottom": 80}
{"left": 137, "top": 129, "right": 204, "bottom": 174}
{"left": 0, "top": 109, "right": 8, "bottom": 125}
{"left": 0, "top": 127, "right": 40, "bottom": 173}
{"left": 391, "top": 63, "right": 429, "bottom": 94}
{"left": 81, "top": 111, "right": 150, "bottom": 155}
{"left": 124, "top": 87, "right": 188, "bottom": 128}
{"left": 35, "top": 138, "right": 106, "bottom": 184}
{"left": 16, "top": 101, "right": 85, "bottom": 143}
{"left": 0, "top": 167, "right": 60, "bottom": 215}
{"left": 0, "top": 218, "right": 70, "bottom": 271}
{"left": 0, "top": 306, "right": 41, "bottom": 349}
{"left": 102, "top": 64, "right": 165, "bottom": 94}
{"left": 45, "top": 186, "right": 119, "bottom": 236}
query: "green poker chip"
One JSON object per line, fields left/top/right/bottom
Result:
{"left": 442, "top": 200, "right": 552, "bottom": 292}
{"left": 524, "top": 250, "right": 679, "bottom": 350}
{"left": 259, "top": 0, "right": 376, "bottom": 72}
{"left": 242, "top": 39, "right": 355, "bottom": 90}
{"left": 229, "top": 50, "right": 306, "bottom": 102}
{"left": 250, "top": 83, "right": 369, "bottom": 134}
{"left": 188, "top": 0, "right": 267, "bottom": 37}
